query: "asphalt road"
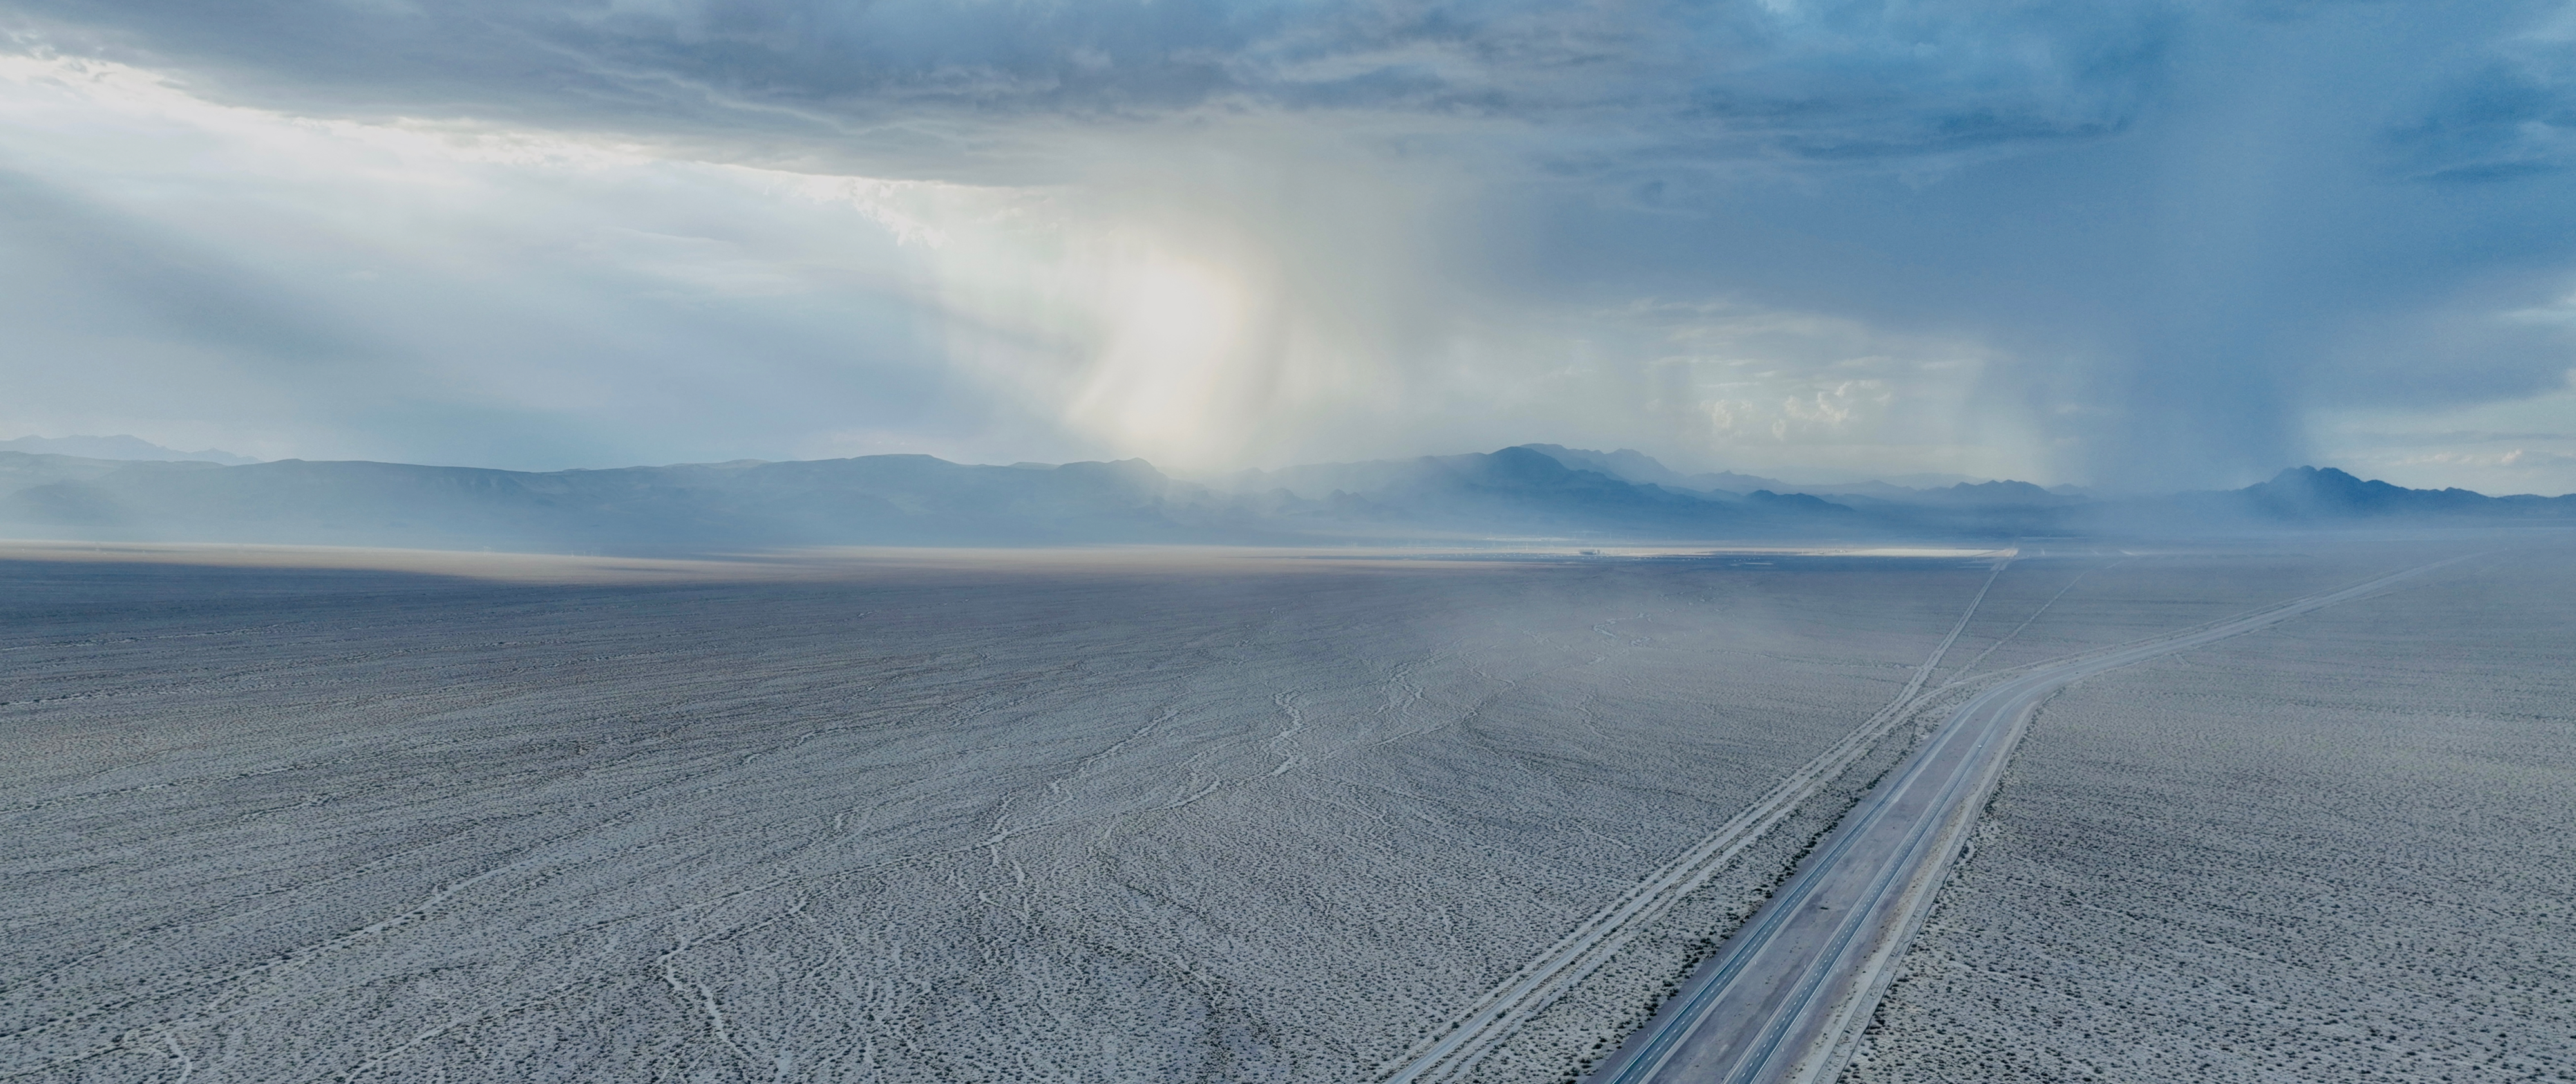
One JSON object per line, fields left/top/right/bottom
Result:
{"left": 1376, "top": 561, "right": 2014, "bottom": 1084}
{"left": 1584, "top": 557, "right": 2463, "bottom": 1084}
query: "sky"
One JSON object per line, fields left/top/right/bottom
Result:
{"left": 1, "top": 1, "right": 2572, "bottom": 493}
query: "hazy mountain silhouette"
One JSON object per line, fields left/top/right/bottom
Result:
{"left": 1510, "top": 444, "right": 1794, "bottom": 494}
{"left": 0, "top": 453, "right": 1235, "bottom": 550}
{"left": 0, "top": 448, "right": 2566, "bottom": 553}
{"left": 0, "top": 435, "right": 259, "bottom": 464}
{"left": 2231, "top": 465, "right": 2575, "bottom": 519}
{"left": 1255, "top": 446, "right": 1856, "bottom": 536}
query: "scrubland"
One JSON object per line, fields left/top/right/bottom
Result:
{"left": 1, "top": 555, "right": 1975, "bottom": 1083}
{"left": 9, "top": 541, "right": 2550, "bottom": 1084}
{"left": 1843, "top": 544, "right": 2576, "bottom": 1083}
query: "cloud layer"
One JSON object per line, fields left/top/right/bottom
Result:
{"left": 2, "top": 0, "right": 2571, "bottom": 489}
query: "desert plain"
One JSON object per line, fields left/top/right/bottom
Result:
{"left": 1, "top": 539, "right": 2566, "bottom": 1083}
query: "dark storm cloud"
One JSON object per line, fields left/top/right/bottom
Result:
{"left": 7, "top": 0, "right": 2178, "bottom": 174}
{"left": 4, "top": 0, "right": 2572, "bottom": 486}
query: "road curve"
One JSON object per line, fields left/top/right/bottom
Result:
{"left": 1584, "top": 557, "right": 2467, "bottom": 1084}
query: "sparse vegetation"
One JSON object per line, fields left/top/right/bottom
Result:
{"left": 6, "top": 542, "right": 2552, "bottom": 1083}
{"left": 0, "top": 556, "right": 1967, "bottom": 1082}
{"left": 1841, "top": 547, "right": 2576, "bottom": 1083}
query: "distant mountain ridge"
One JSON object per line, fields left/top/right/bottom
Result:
{"left": 0, "top": 452, "right": 1230, "bottom": 550}
{"left": 0, "top": 447, "right": 2565, "bottom": 553}
{"left": 1508, "top": 444, "right": 1794, "bottom": 494}
{"left": 0, "top": 435, "right": 260, "bottom": 465}
{"left": 2230, "top": 465, "right": 2576, "bottom": 519}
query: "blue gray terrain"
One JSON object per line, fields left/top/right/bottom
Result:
{"left": 5, "top": 540, "right": 2564, "bottom": 1083}
{"left": 2, "top": 443, "right": 2567, "bottom": 552}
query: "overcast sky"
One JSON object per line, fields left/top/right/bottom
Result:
{"left": 2, "top": 0, "right": 2571, "bottom": 492}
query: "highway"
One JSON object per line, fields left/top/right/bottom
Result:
{"left": 1583, "top": 557, "right": 2463, "bottom": 1084}
{"left": 1376, "top": 560, "right": 2014, "bottom": 1084}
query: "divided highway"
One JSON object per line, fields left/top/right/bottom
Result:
{"left": 1584, "top": 557, "right": 2465, "bottom": 1084}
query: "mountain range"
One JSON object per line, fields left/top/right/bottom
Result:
{"left": 0, "top": 435, "right": 261, "bottom": 465}
{"left": 0, "top": 445, "right": 2568, "bottom": 553}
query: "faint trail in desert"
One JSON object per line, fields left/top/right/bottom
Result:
{"left": 1268, "top": 691, "right": 1307, "bottom": 776}
{"left": 1586, "top": 555, "right": 2479, "bottom": 1084}
{"left": 1949, "top": 559, "right": 2119, "bottom": 682}
{"left": 13, "top": 555, "right": 2186, "bottom": 1082}
{"left": 1379, "top": 558, "right": 2012, "bottom": 1084}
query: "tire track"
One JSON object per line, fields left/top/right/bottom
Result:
{"left": 1378, "top": 557, "right": 2013, "bottom": 1083}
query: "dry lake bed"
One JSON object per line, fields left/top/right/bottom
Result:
{"left": 2, "top": 540, "right": 2565, "bottom": 1082}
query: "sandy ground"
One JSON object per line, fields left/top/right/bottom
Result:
{"left": 2, "top": 552, "right": 1973, "bottom": 1083}
{"left": 1842, "top": 543, "right": 2576, "bottom": 1083}
{"left": 5, "top": 539, "right": 2539, "bottom": 1083}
